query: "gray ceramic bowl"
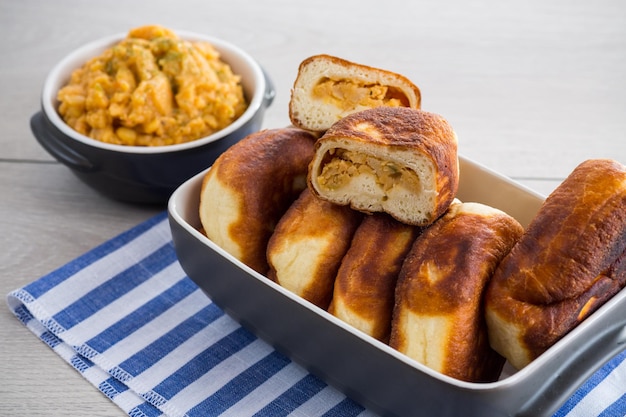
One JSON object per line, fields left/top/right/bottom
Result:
{"left": 168, "top": 156, "right": 626, "bottom": 417}
{"left": 31, "top": 31, "right": 275, "bottom": 204}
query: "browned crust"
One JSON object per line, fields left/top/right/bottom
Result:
{"left": 390, "top": 204, "right": 524, "bottom": 382}
{"left": 200, "top": 128, "right": 317, "bottom": 273}
{"left": 328, "top": 213, "right": 422, "bottom": 342}
{"left": 296, "top": 54, "right": 421, "bottom": 102}
{"left": 308, "top": 107, "right": 459, "bottom": 224}
{"left": 266, "top": 188, "right": 363, "bottom": 309}
{"left": 485, "top": 159, "right": 626, "bottom": 364}
{"left": 288, "top": 54, "right": 422, "bottom": 129}
{"left": 488, "top": 276, "right": 623, "bottom": 362}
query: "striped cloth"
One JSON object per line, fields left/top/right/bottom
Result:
{"left": 6, "top": 212, "right": 626, "bottom": 417}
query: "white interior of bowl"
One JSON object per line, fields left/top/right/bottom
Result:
{"left": 41, "top": 30, "right": 266, "bottom": 154}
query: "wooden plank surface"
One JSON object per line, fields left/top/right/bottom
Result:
{"left": 1, "top": 0, "right": 624, "bottom": 415}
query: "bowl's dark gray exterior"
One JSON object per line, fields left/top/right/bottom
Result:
{"left": 168, "top": 157, "right": 626, "bottom": 417}
{"left": 30, "top": 97, "right": 269, "bottom": 204}
{"left": 32, "top": 30, "right": 275, "bottom": 205}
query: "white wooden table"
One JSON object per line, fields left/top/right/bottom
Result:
{"left": 1, "top": 0, "right": 625, "bottom": 415}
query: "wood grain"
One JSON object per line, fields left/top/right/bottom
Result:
{"left": 1, "top": 0, "right": 624, "bottom": 415}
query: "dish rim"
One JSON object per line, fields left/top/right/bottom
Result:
{"left": 167, "top": 155, "right": 626, "bottom": 391}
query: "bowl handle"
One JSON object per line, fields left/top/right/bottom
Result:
{"left": 261, "top": 66, "right": 276, "bottom": 108}
{"left": 517, "top": 312, "right": 626, "bottom": 416}
{"left": 30, "top": 111, "right": 97, "bottom": 173}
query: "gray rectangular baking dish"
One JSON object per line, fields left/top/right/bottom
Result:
{"left": 168, "top": 155, "right": 626, "bottom": 417}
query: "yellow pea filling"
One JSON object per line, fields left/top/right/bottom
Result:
{"left": 312, "top": 77, "right": 409, "bottom": 110}
{"left": 57, "top": 25, "right": 248, "bottom": 146}
{"left": 317, "top": 149, "right": 420, "bottom": 198}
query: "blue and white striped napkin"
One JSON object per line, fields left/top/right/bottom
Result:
{"left": 6, "top": 212, "right": 626, "bottom": 417}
